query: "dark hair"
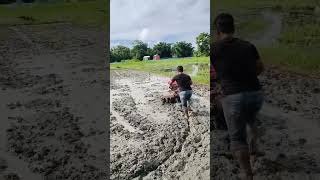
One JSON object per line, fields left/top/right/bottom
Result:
{"left": 214, "top": 13, "right": 235, "bottom": 34}
{"left": 177, "top": 66, "right": 183, "bottom": 72}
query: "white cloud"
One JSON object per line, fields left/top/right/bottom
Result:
{"left": 111, "top": 0, "right": 209, "bottom": 45}
{"left": 139, "top": 28, "right": 150, "bottom": 41}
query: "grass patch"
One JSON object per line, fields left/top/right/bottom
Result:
{"left": 214, "top": 0, "right": 320, "bottom": 75}
{"left": 279, "top": 9, "right": 320, "bottom": 47}
{"left": 216, "top": 0, "right": 320, "bottom": 10}
{"left": 0, "top": 0, "right": 108, "bottom": 27}
{"left": 235, "top": 14, "right": 270, "bottom": 38}
{"left": 111, "top": 57, "right": 210, "bottom": 85}
{"left": 260, "top": 45, "right": 320, "bottom": 74}
{"left": 279, "top": 24, "right": 320, "bottom": 46}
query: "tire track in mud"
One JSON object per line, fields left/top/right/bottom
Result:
{"left": 111, "top": 70, "right": 210, "bottom": 180}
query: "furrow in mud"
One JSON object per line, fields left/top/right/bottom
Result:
{"left": 0, "top": 24, "right": 108, "bottom": 179}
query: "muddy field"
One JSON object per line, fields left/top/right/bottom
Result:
{"left": 210, "top": 6, "right": 320, "bottom": 179}
{"left": 0, "top": 23, "right": 108, "bottom": 179}
{"left": 110, "top": 70, "right": 210, "bottom": 180}
{"left": 211, "top": 67, "right": 320, "bottom": 180}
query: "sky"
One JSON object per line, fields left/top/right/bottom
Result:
{"left": 110, "top": 0, "right": 210, "bottom": 48}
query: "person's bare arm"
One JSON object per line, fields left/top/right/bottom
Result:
{"left": 170, "top": 75, "right": 177, "bottom": 86}
{"left": 211, "top": 65, "right": 217, "bottom": 81}
{"left": 256, "top": 59, "right": 264, "bottom": 75}
{"left": 251, "top": 44, "right": 264, "bottom": 75}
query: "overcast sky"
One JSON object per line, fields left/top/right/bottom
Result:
{"left": 110, "top": 0, "right": 209, "bottom": 47}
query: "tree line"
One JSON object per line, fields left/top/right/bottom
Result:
{"left": 111, "top": 32, "right": 210, "bottom": 62}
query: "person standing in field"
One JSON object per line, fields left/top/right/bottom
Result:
{"left": 212, "top": 13, "right": 264, "bottom": 180}
{"left": 170, "top": 66, "right": 193, "bottom": 119}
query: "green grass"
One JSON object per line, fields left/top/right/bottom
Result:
{"left": 111, "top": 57, "right": 210, "bottom": 85}
{"left": 260, "top": 45, "right": 320, "bottom": 75}
{"left": 279, "top": 24, "right": 320, "bottom": 46}
{"left": 235, "top": 15, "right": 269, "bottom": 38}
{"left": 0, "top": 0, "right": 108, "bottom": 27}
{"left": 215, "top": 0, "right": 320, "bottom": 10}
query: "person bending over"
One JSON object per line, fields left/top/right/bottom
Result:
{"left": 171, "top": 66, "right": 193, "bottom": 119}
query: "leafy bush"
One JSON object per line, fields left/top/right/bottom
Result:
{"left": 111, "top": 45, "right": 131, "bottom": 63}
{"left": 153, "top": 42, "right": 172, "bottom": 58}
{"left": 172, "top": 41, "right": 194, "bottom": 58}
{"left": 195, "top": 32, "right": 210, "bottom": 57}
{"left": 131, "top": 40, "right": 148, "bottom": 60}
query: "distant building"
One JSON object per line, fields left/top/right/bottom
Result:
{"left": 153, "top": 54, "right": 160, "bottom": 60}
{"left": 143, "top": 56, "right": 151, "bottom": 61}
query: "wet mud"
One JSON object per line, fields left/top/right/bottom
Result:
{"left": 110, "top": 70, "right": 210, "bottom": 180}
{"left": 0, "top": 23, "right": 108, "bottom": 179}
{"left": 211, "top": 67, "right": 320, "bottom": 180}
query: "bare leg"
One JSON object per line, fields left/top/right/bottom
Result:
{"left": 187, "top": 100, "right": 193, "bottom": 111}
{"left": 185, "top": 108, "right": 189, "bottom": 119}
{"left": 247, "top": 122, "right": 262, "bottom": 165}
{"left": 234, "top": 150, "right": 253, "bottom": 180}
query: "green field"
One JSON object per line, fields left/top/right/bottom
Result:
{"left": 111, "top": 57, "right": 210, "bottom": 85}
{"left": 213, "top": 0, "right": 320, "bottom": 75}
{"left": 0, "top": 0, "right": 108, "bottom": 27}
{"left": 214, "top": 0, "right": 319, "bottom": 10}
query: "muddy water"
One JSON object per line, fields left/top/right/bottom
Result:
{"left": 191, "top": 64, "right": 199, "bottom": 77}
{"left": 111, "top": 70, "right": 210, "bottom": 180}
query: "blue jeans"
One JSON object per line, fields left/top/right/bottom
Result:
{"left": 179, "top": 90, "right": 192, "bottom": 109}
{"left": 221, "top": 90, "right": 264, "bottom": 151}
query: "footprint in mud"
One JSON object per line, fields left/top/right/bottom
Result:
{"left": 257, "top": 115, "right": 289, "bottom": 151}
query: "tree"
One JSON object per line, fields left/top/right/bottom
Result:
{"left": 153, "top": 42, "right": 172, "bottom": 58}
{"left": 131, "top": 40, "right": 148, "bottom": 60}
{"left": 172, "top": 41, "right": 194, "bottom": 58}
{"left": 195, "top": 32, "right": 210, "bottom": 57}
{"left": 146, "top": 48, "right": 155, "bottom": 57}
{"left": 110, "top": 45, "right": 131, "bottom": 62}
